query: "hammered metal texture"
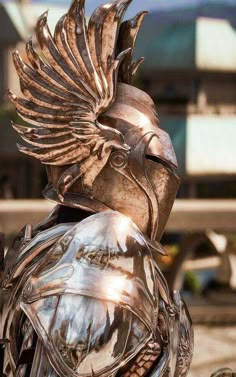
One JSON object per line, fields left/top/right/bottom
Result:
{"left": 1, "top": 0, "right": 194, "bottom": 376}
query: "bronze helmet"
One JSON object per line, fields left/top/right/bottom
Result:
{"left": 9, "top": 0, "right": 180, "bottom": 241}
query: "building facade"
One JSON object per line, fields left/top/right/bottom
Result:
{"left": 0, "top": 0, "right": 236, "bottom": 199}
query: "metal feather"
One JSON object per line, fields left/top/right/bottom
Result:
{"left": 10, "top": 0, "right": 146, "bottom": 197}
{"left": 117, "top": 11, "right": 148, "bottom": 84}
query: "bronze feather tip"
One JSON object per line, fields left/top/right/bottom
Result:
{"left": 42, "top": 10, "right": 49, "bottom": 23}
{"left": 27, "top": 37, "right": 33, "bottom": 47}
{"left": 8, "top": 89, "right": 15, "bottom": 100}
{"left": 129, "top": 11, "right": 148, "bottom": 28}
{"left": 12, "top": 48, "right": 18, "bottom": 57}
{"left": 16, "top": 143, "right": 27, "bottom": 152}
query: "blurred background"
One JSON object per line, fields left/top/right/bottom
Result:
{"left": 0, "top": 0, "right": 236, "bottom": 375}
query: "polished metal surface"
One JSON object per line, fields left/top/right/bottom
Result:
{"left": 211, "top": 369, "right": 235, "bottom": 377}
{"left": 9, "top": 0, "right": 179, "bottom": 241}
{"left": 1, "top": 0, "right": 195, "bottom": 376}
{"left": 1, "top": 211, "right": 193, "bottom": 376}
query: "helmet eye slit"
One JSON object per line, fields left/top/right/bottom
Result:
{"left": 145, "top": 154, "right": 177, "bottom": 176}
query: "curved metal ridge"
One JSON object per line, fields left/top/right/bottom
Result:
{"left": 2, "top": 223, "right": 75, "bottom": 286}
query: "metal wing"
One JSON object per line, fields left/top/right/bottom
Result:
{"left": 9, "top": 0, "right": 134, "bottom": 165}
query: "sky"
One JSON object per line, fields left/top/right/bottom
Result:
{"left": 1, "top": 0, "right": 236, "bottom": 25}
{"left": 30, "top": 0, "right": 236, "bottom": 10}
{"left": 32, "top": 0, "right": 236, "bottom": 23}
{"left": 1, "top": 0, "right": 236, "bottom": 14}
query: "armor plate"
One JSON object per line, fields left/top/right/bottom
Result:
{"left": 1, "top": 211, "right": 193, "bottom": 377}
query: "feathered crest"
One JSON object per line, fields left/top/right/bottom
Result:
{"left": 9, "top": 0, "right": 147, "bottom": 199}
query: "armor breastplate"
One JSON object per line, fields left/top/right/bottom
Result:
{"left": 21, "top": 211, "right": 160, "bottom": 376}
{"left": 1, "top": 211, "right": 193, "bottom": 377}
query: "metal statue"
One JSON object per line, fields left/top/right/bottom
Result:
{"left": 0, "top": 0, "right": 195, "bottom": 376}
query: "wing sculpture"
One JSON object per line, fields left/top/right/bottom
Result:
{"left": 9, "top": 0, "right": 147, "bottom": 200}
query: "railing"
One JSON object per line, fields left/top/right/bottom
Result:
{"left": 0, "top": 199, "right": 236, "bottom": 235}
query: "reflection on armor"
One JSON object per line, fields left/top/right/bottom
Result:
{"left": 1, "top": 211, "right": 193, "bottom": 376}
{"left": 1, "top": 0, "right": 194, "bottom": 376}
